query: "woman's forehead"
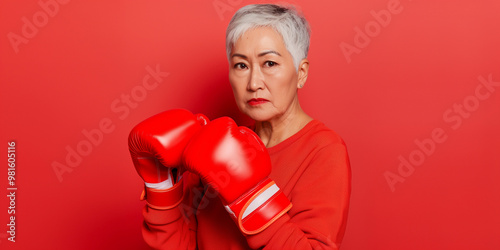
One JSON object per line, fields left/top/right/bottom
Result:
{"left": 232, "top": 27, "right": 286, "bottom": 55}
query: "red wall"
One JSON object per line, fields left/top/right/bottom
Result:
{"left": 1, "top": 0, "right": 499, "bottom": 249}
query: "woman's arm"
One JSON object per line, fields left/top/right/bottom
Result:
{"left": 127, "top": 109, "right": 209, "bottom": 249}
{"left": 245, "top": 142, "right": 351, "bottom": 249}
{"left": 141, "top": 172, "right": 203, "bottom": 249}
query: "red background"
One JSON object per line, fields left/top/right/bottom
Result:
{"left": 1, "top": 0, "right": 499, "bottom": 249}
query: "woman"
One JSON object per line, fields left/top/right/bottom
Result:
{"left": 128, "top": 3, "right": 351, "bottom": 249}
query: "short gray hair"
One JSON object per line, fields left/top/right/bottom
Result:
{"left": 225, "top": 4, "right": 311, "bottom": 72}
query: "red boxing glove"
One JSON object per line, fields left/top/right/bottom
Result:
{"left": 128, "top": 109, "right": 208, "bottom": 209}
{"left": 182, "top": 117, "right": 292, "bottom": 234}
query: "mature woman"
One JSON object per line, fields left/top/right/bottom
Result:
{"left": 128, "top": 3, "right": 351, "bottom": 249}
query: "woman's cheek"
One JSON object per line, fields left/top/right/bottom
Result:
{"left": 263, "top": 66, "right": 279, "bottom": 77}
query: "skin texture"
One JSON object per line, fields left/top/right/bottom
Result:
{"left": 228, "top": 26, "right": 313, "bottom": 147}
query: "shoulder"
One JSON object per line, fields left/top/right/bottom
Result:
{"left": 288, "top": 120, "right": 351, "bottom": 197}
{"left": 303, "top": 120, "right": 347, "bottom": 151}
{"left": 300, "top": 120, "right": 350, "bottom": 171}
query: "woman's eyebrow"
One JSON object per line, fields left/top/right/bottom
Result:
{"left": 232, "top": 53, "right": 248, "bottom": 59}
{"left": 258, "top": 50, "right": 281, "bottom": 57}
{"left": 232, "top": 50, "right": 282, "bottom": 59}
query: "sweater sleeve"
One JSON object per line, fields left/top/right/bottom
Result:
{"left": 245, "top": 140, "right": 352, "bottom": 249}
{"left": 141, "top": 172, "right": 204, "bottom": 249}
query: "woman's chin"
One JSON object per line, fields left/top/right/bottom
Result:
{"left": 244, "top": 110, "right": 274, "bottom": 122}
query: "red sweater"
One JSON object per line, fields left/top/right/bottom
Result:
{"left": 141, "top": 119, "right": 351, "bottom": 249}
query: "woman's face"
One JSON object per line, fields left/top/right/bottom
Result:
{"left": 228, "top": 26, "right": 304, "bottom": 122}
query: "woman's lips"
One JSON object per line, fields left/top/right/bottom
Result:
{"left": 247, "top": 98, "right": 269, "bottom": 106}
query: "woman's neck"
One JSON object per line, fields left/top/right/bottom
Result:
{"left": 255, "top": 105, "right": 313, "bottom": 148}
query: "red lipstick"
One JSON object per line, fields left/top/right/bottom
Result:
{"left": 247, "top": 98, "right": 269, "bottom": 106}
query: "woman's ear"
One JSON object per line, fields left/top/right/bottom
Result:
{"left": 297, "top": 59, "right": 309, "bottom": 89}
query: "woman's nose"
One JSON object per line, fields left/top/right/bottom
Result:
{"left": 248, "top": 66, "right": 264, "bottom": 91}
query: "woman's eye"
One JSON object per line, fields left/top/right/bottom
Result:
{"left": 265, "top": 61, "right": 277, "bottom": 67}
{"left": 234, "top": 63, "right": 247, "bottom": 69}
